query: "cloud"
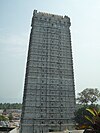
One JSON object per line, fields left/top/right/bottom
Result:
{"left": 0, "top": 33, "right": 29, "bottom": 56}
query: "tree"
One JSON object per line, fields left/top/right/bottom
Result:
{"left": 75, "top": 106, "right": 90, "bottom": 126}
{"left": 0, "top": 103, "right": 22, "bottom": 109}
{"left": 8, "top": 113, "right": 13, "bottom": 121}
{"left": 74, "top": 104, "right": 99, "bottom": 127}
{"left": 0, "top": 115, "right": 8, "bottom": 121}
{"left": 75, "top": 107, "right": 100, "bottom": 133}
{"left": 84, "top": 108, "right": 100, "bottom": 132}
{"left": 77, "top": 88, "right": 100, "bottom": 105}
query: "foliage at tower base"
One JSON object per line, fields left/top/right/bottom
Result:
{"left": 75, "top": 88, "right": 100, "bottom": 132}
{"left": 75, "top": 106, "right": 100, "bottom": 133}
{"left": 75, "top": 105, "right": 99, "bottom": 126}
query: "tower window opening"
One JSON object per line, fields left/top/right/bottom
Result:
{"left": 41, "top": 103, "right": 43, "bottom": 106}
{"left": 61, "top": 115, "right": 63, "bottom": 118}
{"left": 42, "top": 80, "right": 44, "bottom": 83}
{"left": 51, "top": 121, "right": 54, "bottom": 124}
{"left": 41, "top": 121, "right": 44, "bottom": 124}
{"left": 51, "top": 115, "right": 53, "bottom": 118}
{"left": 52, "top": 97, "right": 54, "bottom": 100}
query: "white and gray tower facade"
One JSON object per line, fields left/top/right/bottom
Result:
{"left": 20, "top": 10, "right": 75, "bottom": 133}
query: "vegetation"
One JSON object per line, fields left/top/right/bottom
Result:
{"left": 75, "top": 104, "right": 99, "bottom": 126}
{"left": 84, "top": 108, "right": 100, "bottom": 132}
{"left": 77, "top": 88, "right": 100, "bottom": 105}
{"left": 76, "top": 108, "right": 100, "bottom": 133}
{"left": 0, "top": 103, "right": 22, "bottom": 109}
{"left": 8, "top": 113, "right": 13, "bottom": 121}
{"left": 0, "top": 115, "right": 8, "bottom": 121}
{"left": 75, "top": 88, "right": 100, "bottom": 132}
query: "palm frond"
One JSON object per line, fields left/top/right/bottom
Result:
{"left": 85, "top": 115, "right": 93, "bottom": 124}
{"left": 93, "top": 108, "right": 98, "bottom": 116}
{"left": 86, "top": 108, "right": 96, "bottom": 116}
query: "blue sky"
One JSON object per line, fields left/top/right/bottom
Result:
{"left": 0, "top": 0, "right": 100, "bottom": 103}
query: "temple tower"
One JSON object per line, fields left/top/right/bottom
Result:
{"left": 20, "top": 10, "right": 75, "bottom": 133}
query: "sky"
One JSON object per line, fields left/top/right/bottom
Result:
{"left": 0, "top": 0, "right": 100, "bottom": 103}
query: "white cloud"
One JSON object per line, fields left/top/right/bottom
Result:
{"left": 0, "top": 33, "right": 29, "bottom": 56}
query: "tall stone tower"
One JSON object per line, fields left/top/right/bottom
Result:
{"left": 20, "top": 10, "right": 75, "bottom": 133}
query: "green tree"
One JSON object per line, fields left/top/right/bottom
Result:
{"left": 8, "top": 113, "right": 13, "bottom": 121}
{"left": 84, "top": 108, "right": 100, "bottom": 133}
{"left": 0, "top": 103, "right": 22, "bottom": 109}
{"left": 0, "top": 115, "right": 8, "bottom": 121}
{"left": 74, "top": 105, "right": 99, "bottom": 126}
{"left": 75, "top": 107, "right": 100, "bottom": 133}
{"left": 77, "top": 88, "right": 100, "bottom": 105}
